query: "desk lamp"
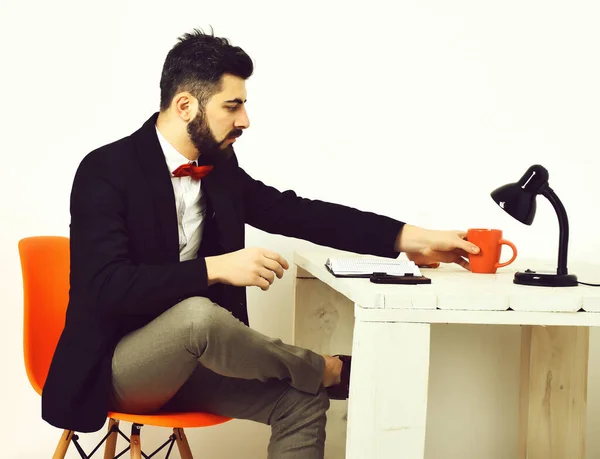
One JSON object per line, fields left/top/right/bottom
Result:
{"left": 490, "top": 164, "right": 578, "bottom": 287}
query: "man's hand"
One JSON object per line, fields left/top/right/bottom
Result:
{"left": 396, "top": 225, "right": 480, "bottom": 270}
{"left": 205, "top": 247, "right": 289, "bottom": 290}
{"left": 321, "top": 355, "right": 343, "bottom": 387}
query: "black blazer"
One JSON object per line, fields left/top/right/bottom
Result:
{"left": 42, "top": 113, "right": 405, "bottom": 433}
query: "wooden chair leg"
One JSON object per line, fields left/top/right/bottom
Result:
{"left": 52, "top": 430, "right": 74, "bottom": 459}
{"left": 103, "top": 418, "right": 120, "bottom": 459}
{"left": 174, "top": 428, "right": 194, "bottom": 459}
{"left": 130, "top": 423, "right": 142, "bottom": 459}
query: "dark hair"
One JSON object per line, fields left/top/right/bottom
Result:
{"left": 159, "top": 28, "right": 254, "bottom": 111}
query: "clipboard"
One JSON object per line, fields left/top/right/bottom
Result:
{"left": 324, "top": 258, "right": 432, "bottom": 284}
{"left": 324, "top": 263, "right": 372, "bottom": 278}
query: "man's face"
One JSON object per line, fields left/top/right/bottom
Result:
{"left": 187, "top": 74, "right": 250, "bottom": 163}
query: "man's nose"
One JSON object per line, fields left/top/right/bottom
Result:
{"left": 235, "top": 106, "right": 250, "bottom": 129}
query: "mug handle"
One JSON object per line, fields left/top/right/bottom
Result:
{"left": 495, "top": 239, "right": 518, "bottom": 268}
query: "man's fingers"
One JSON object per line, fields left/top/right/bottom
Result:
{"left": 255, "top": 275, "right": 270, "bottom": 291}
{"left": 263, "top": 257, "right": 285, "bottom": 279}
{"left": 445, "top": 246, "right": 472, "bottom": 270}
{"left": 431, "top": 250, "right": 471, "bottom": 270}
{"left": 262, "top": 250, "right": 289, "bottom": 270}
{"left": 457, "top": 235, "right": 479, "bottom": 254}
{"left": 258, "top": 268, "right": 275, "bottom": 284}
{"left": 454, "top": 256, "right": 470, "bottom": 270}
{"left": 453, "top": 248, "right": 472, "bottom": 258}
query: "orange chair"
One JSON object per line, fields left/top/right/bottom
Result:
{"left": 18, "top": 236, "right": 231, "bottom": 458}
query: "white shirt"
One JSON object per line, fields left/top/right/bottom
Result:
{"left": 155, "top": 127, "right": 207, "bottom": 261}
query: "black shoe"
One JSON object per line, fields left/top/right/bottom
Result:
{"left": 326, "top": 354, "right": 351, "bottom": 400}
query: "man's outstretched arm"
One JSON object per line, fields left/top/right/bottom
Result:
{"left": 237, "top": 166, "right": 404, "bottom": 258}
{"left": 237, "top": 165, "right": 479, "bottom": 266}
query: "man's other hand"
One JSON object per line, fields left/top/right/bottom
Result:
{"left": 206, "top": 248, "right": 289, "bottom": 290}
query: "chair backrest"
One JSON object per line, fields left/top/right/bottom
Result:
{"left": 18, "top": 236, "right": 70, "bottom": 395}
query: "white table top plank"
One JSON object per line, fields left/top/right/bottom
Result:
{"left": 294, "top": 250, "right": 600, "bottom": 314}
{"left": 353, "top": 307, "right": 600, "bottom": 327}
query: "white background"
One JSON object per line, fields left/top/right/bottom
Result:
{"left": 1, "top": 0, "right": 599, "bottom": 457}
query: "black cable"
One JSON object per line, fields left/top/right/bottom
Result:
{"left": 578, "top": 281, "right": 600, "bottom": 287}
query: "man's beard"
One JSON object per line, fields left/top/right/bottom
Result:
{"left": 187, "top": 111, "right": 242, "bottom": 165}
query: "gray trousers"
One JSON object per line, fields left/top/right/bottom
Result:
{"left": 109, "top": 297, "right": 329, "bottom": 459}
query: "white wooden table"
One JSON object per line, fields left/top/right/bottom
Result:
{"left": 291, "top": 249, "right": 600, "bottom": 459}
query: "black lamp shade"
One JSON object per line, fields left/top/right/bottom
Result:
{"left": 490, "top": 184, "right": 537, "bottom": 225}
{"left": 490, "top": 164, "right": 578, "bottom": 286}
{"left": 490, "top": 165, "right": 549, "bottom": 226}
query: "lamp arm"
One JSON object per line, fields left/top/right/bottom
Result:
{"left": 541, "top": 186, "right": 569, "bottom": 275}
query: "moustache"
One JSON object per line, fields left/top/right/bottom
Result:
{"left": 227, "top": 129, "right": 243, "bottom": 139}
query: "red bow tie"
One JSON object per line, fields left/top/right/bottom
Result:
{"left": 172, "top": 163, "right": 214, "bottom": 180}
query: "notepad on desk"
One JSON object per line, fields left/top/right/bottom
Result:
{"left": 324, "top": 257, "right": 423, "bottom": 278}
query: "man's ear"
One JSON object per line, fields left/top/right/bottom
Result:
{"left": 172, "top": 92, "right": 198, "bottom": 122}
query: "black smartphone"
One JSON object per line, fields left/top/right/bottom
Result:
{"left": 369, "top": 274, "right": 431, "bottom": 284}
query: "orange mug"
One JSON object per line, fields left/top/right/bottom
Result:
{"left": 466, "top": 228, "right": 517, "bottom": 274}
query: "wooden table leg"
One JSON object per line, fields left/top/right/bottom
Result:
{"left": 293, "top": 267, "right": 356, "bottom": 459}
{"left": 346, "top": 319, "right": 431, "bottom": 459}
{"left": 519, "top": 325, "right": 589, "bottom": 459}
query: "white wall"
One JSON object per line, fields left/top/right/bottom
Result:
{"left": 1, "top": 0, "right": 599, "bottom": 457}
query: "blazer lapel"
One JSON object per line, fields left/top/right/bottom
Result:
{"left": 131, "top": 112, "right": 243, "bottom": 258}
{"left": 132, "top": 113, "right": 180, "bottom": 260}
{"left": 201, "top": 166, "right": 243, "bottom": 253}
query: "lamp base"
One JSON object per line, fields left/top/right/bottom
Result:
{"left": 514, "top": 269, "right": 578, "bottom": 287}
